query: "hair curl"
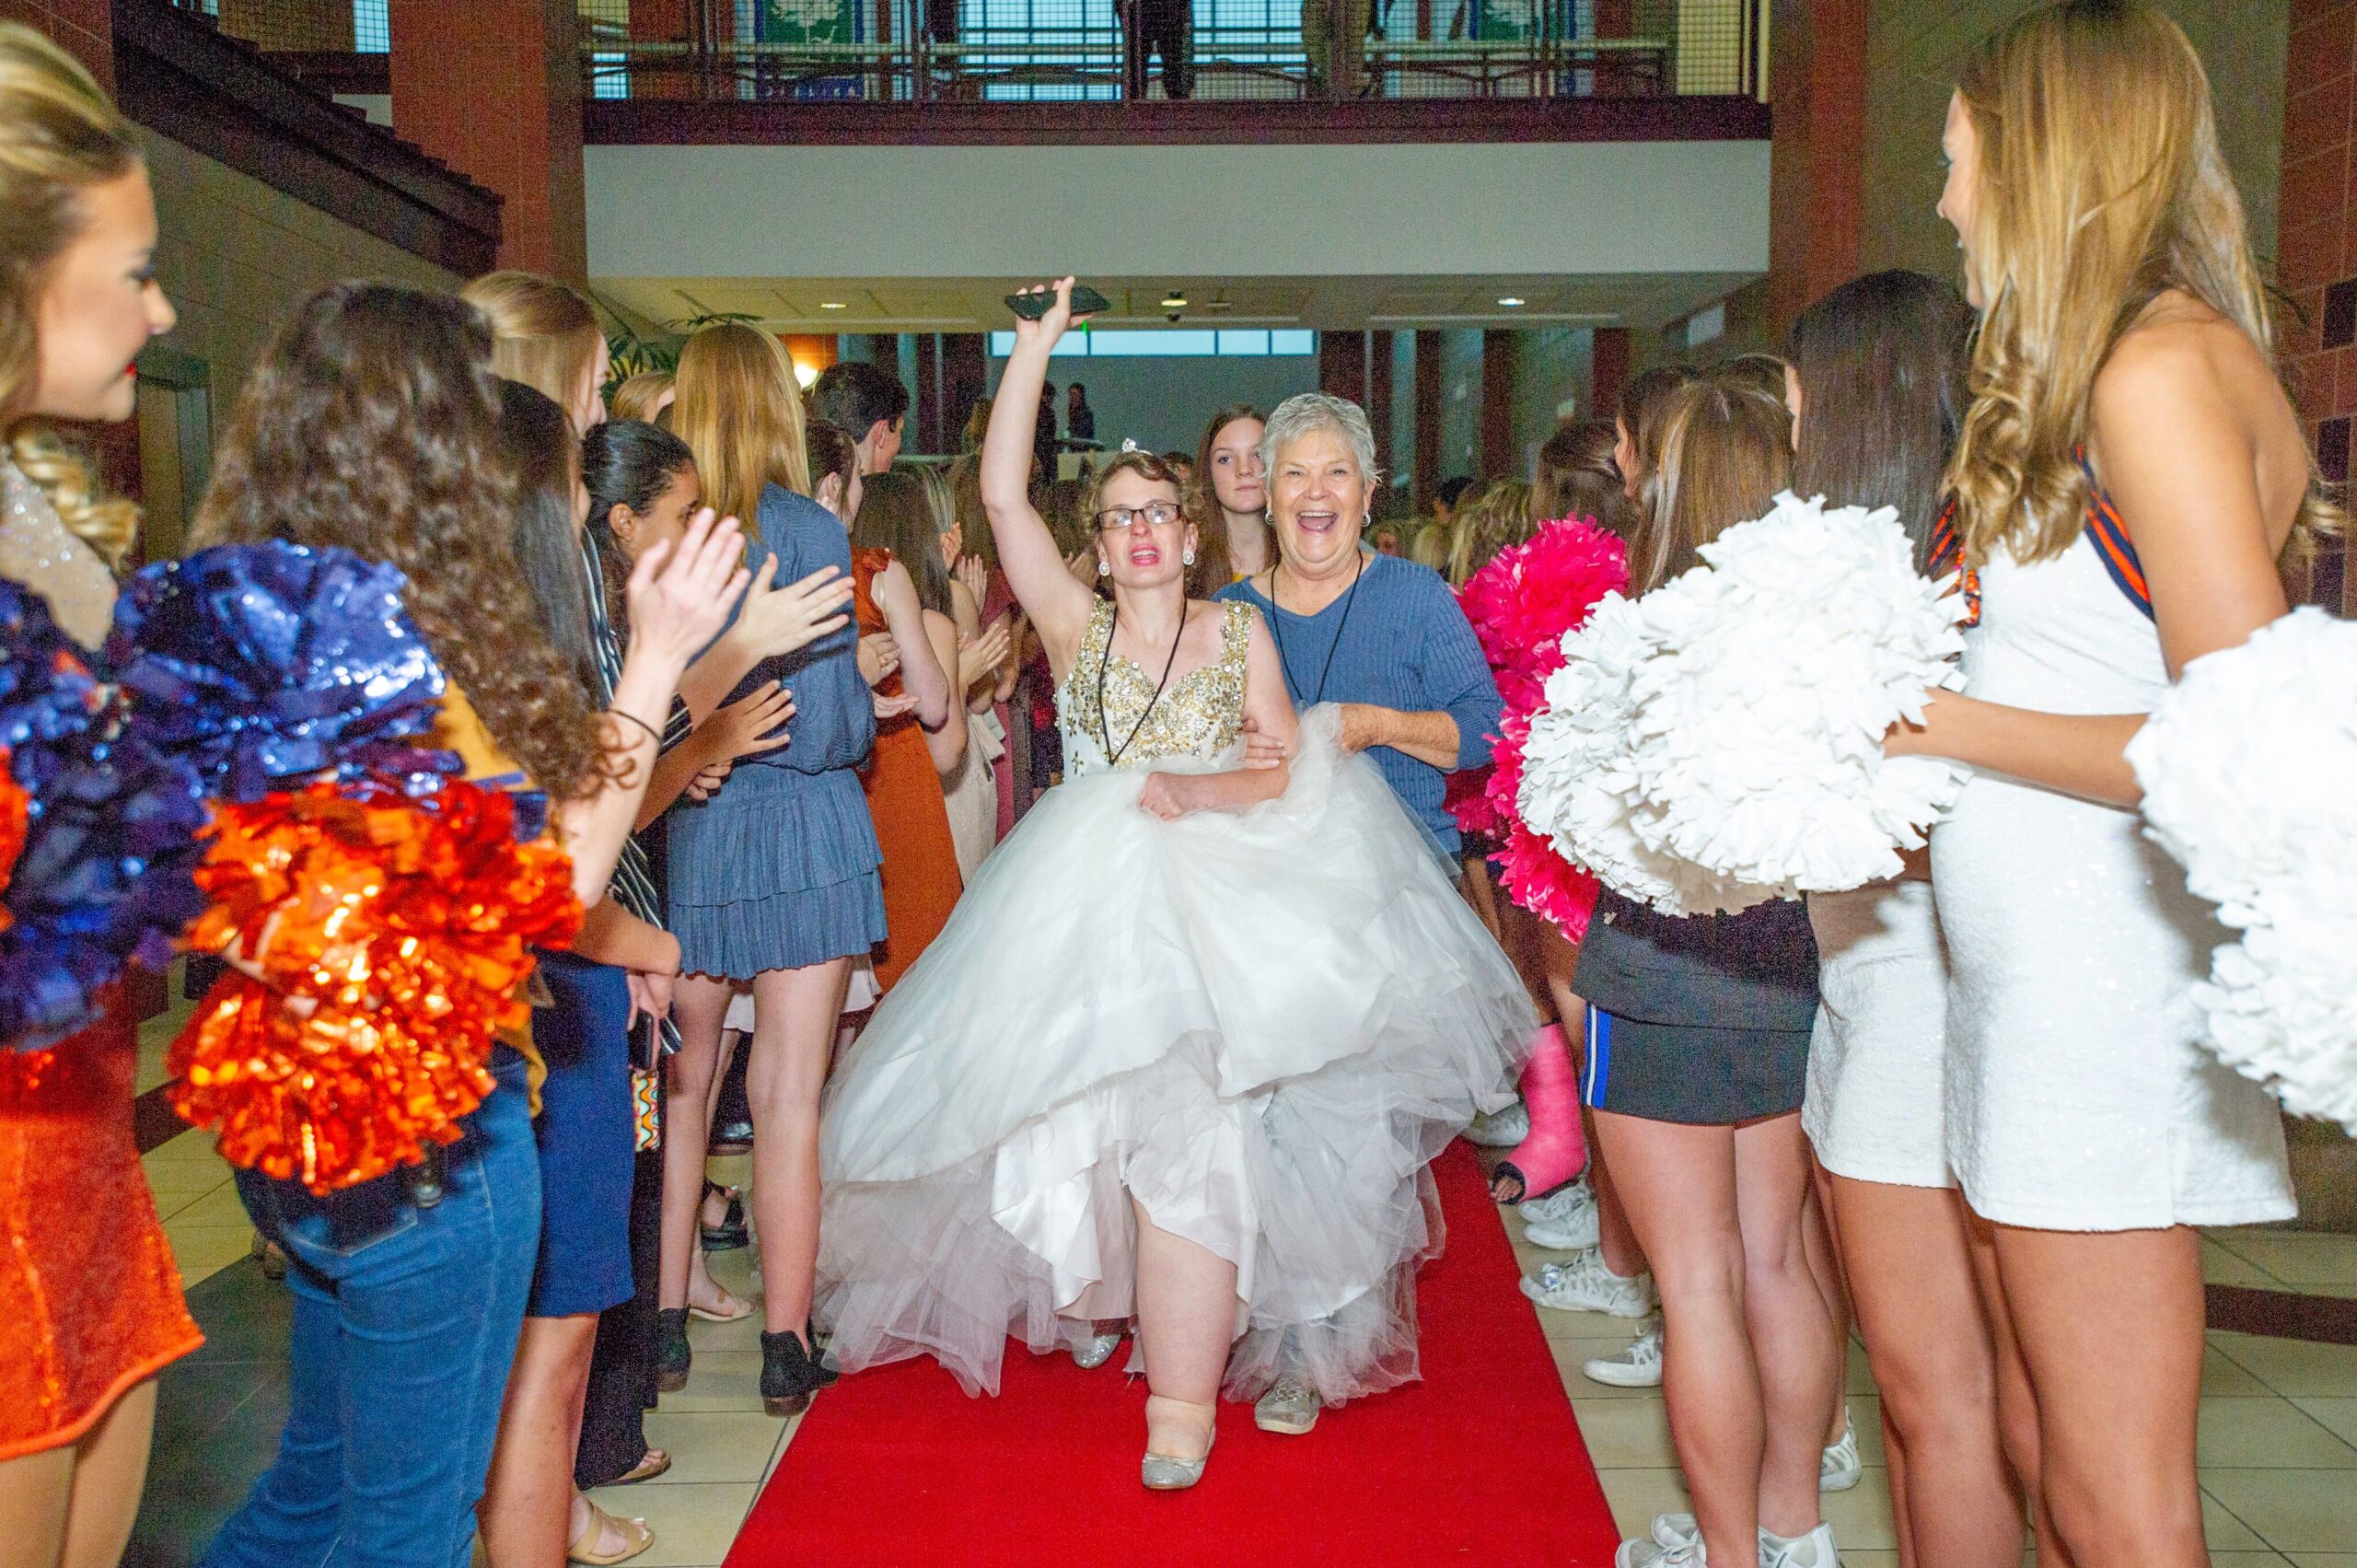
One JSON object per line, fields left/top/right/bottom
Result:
{"left": 192, "top": 281, "right": 611, "bottom": 803}
{"left": 1947, "top": 0, "right": 2338, "bottom": 566}
{"left": 0, "top": 24, "right": 145, "bottom": 565}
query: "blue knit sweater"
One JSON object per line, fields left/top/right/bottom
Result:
{"left": 1218, "top": 553, "right": 1502, "bottom": 853}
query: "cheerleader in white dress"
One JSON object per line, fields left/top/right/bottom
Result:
{"left": 815, "top": 281, "right": 1530, "bottom": 1489}
{"left": 1883, "top": 10, "right": 2325, "bottom": 1562}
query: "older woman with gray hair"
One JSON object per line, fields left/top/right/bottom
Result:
{"left": 1216, "top": 393, "right": 1504, "bottom": 862}
{"left": 1213, "top": 393, "right": 1513, "bottom": 1437}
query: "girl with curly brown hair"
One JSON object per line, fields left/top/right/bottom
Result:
{"left": 188, "top": 279, "right": 745, "bottom": 1568}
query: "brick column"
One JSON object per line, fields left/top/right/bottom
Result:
{"left": 1319, "top": 330, "right": 1369, "bottom": 410}
{"left": 1591, "top": 325, "right": 1631, "bottom": 424}
{"left": 388, "top": 0, "right": 584, "bottom": 281}
{"left": 2, "top": 0, "right": 110, "bottom": 87}
{"left": 1480, "top": 329, "right": 1517, "bottom": 477}
{"left": 1767, "top": 0, "right": 1865, "bottom": 338}
{"left": 1411, "top": 329, "right": 1442, "bottom": 514}
{"left": 2280, "top": 1, "right": 2356, "bottom": 611}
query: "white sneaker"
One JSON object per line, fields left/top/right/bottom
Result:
{"left": 1651, "top": 1516, "right": 1840, "bottom": 1568}
{"left": 1618, "top": 1537, "right": 1705, "bottom": 1568}
{"left": 1524, "top": 1180, "right": 1601, "bottom": 1250}
{"left": 1819, "top": 1407, "right": 1861, "bottom": 1493}
{"left": 1762, "top": 1522, "right": 1841, "bottom": 1568}
{"left": 1465, "top": 1098, "right": 1531, "bottom": 1148}
{"left": 1584, "top": 1315, "right": 1664, "bottom": 1387}
{"left": 1519, "top": 1248, "right": 1656, "bottom": 1318}
{"left": 1517, "top": 1177, "right": 1593, "bottom": 1228}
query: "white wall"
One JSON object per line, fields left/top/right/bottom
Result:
{"left": 1001, "top": 353, "right": 1320, "bottom": 461}
{"left": 586, "top": 140, "right": 1771, "bottom": 282}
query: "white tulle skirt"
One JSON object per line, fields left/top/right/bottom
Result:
{"left": 815, "top": 706, "right": 1535, "bottom": 1404}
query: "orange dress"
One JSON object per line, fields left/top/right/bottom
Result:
{"left": 0, "top": 1001, "right": 204, "bottom": 1459}
{"left": 853, "top": 549, "right": 962, "bottom": 992}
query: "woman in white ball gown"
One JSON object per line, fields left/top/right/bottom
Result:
{"left": 816, "top": 280, "right": 1531, "bottom": 1489}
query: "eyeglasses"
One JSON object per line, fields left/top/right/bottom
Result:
{"left": 1094, "top": 503, "right": 1184, "bottom": 532}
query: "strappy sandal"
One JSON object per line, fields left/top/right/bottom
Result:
{"left": 567, "top": 1495, "right": 653, "bottom": 1565}
{"left": 699, "top": 1180, "right": 749, "bottom": 1252}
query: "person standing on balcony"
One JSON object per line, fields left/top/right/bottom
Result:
{"left": 1122, "top": 0, "right": 1194, "bottom": 99}
{"left": 1302, "top": 0, "right": 1372, "bottom": 99}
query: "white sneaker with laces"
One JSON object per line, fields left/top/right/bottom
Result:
{"left": 1649, "top": 1516, "right": 1840, "bottom": 1568}
{"left": 1762, "top": 1522, "right": 1841, "bottom": 1568}
{"left": 1518, "top": 1248, "right": 1656, "bottom": 1318}
{"left": 1524, "top": 1181, "right": 1601, "bottom": 1250}
{"left": 1583, "top": 1315, "right": 1664, "bottom": 1387}
{"left": 1465, "top": 1099, "right": 1531, "bottom": 1148}
{"left": 1819, "top": 1407, "right": 1861, "bottom": 1492}
{"left": 1617, "top": 1536, "right": 1705, "bottom": 1568}
{"left": 1517, "top": 1176, "right": 1592, "bottom": 1228}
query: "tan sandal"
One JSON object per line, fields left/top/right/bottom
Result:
{"left": 567, "top": 1495, "right": 653, "bottom": 1565}
{"left": 607, "top": 1447, "right": 670, "bottom": 1485}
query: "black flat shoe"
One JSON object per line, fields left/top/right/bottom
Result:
{"left": 760, "top": 1328, "right": 836, "bottom": 1417}
{"left": 656, "top": 1307, "right": 691, "bottom": 1394}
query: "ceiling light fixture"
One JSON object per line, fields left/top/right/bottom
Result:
{"left": 1160, "top": 294, "right": 1189, "bottom": 309}
{"left": 1497, "top": 296, "right": 1527, "bottom": 308}
{"left": 819, "top": 301, "right": 847, "bottom": 310}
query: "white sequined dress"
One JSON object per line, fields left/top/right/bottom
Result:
{"left": 1931, "top": 533, "right": 2293, "bottom": 1230}
{"left": 817, "top": 599, "right": 1533, "bottom": 1401}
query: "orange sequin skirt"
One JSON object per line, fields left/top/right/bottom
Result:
{"left": 0, "top": 999, "right": 203, "bottom": 1460}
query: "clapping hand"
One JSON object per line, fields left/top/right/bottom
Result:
{"left": 625, "top": 508, "right": 749, "bottom": 670}
{"left": 707, "top": 683, "right": 795, "bottom": 762}
{"left": 958, "top": 615, "right": 1014, "bottom": 695}
{"left": 858, "top": 632, "right": 900, "bottom": 688}
{"left": 956, "top": 554, "right": 990, "bottom": 608}
{"left": 733, "top": 555, "right": 853, "bottom": 661}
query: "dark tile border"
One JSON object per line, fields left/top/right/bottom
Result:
{"left": 2207, "top": 1283, "right": 2357, "bottom": 1346}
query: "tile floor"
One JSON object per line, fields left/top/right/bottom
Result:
{"left": 135, "top": 1114, "right": 2357, "bottom": 1566}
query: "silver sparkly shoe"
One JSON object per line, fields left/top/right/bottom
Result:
{"left": 1066, "top": 1325, "right": 1123, "bottom": 1370}
{"left": 1141, "top": 1396, "right": 1216, "bottom": 1491}
{"left": 1252, "top": 1373, "right": 1321, "bottom": 1435}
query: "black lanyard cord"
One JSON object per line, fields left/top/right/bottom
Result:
{"left": 1265, "top": 548, "right": 1365, "bottom": 707}
{"left": 1097, "top": 598, "right": 1188, "bottom": 767}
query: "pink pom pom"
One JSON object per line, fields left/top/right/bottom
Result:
{"left": 1487, "top": 712, "right": 1602, "bottom": 939}
{"left": 1457, "top": 517, "right": 1630, "bottom": 691}
{"left": 1446, "top": 762, "right": 1503, "bottom": 840}
{"left": 1456, "top": 520, "right": 1625, "bottom": 937}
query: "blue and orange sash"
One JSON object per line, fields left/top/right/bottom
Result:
{"left": 1926, "top": 447, "right": 2154, "bottom": 626}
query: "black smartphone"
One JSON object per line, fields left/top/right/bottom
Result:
{"left": 1005, "top": 285, "right": 1110, "bottom": 320}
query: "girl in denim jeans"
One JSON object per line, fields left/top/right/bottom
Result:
{"left": 185, "top": 281, "right": 744, "bottom": 1568}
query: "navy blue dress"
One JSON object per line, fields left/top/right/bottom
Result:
{"left": 668, "top": 483, "right": 885, "bottom": 977}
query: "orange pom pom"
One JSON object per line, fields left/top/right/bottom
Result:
{"left": 169, "top": 778, "right": 581, "bottom": 1193}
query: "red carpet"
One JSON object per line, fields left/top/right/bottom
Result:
{"left": 727, "top": 1142, "right": 1623, "bottom": 1565}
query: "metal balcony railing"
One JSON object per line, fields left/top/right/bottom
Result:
{"left": 575, "top": 0, "right": 1761, "bottom": 105}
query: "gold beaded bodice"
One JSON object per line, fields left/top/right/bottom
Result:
{"left": 1057, "top": 598, "right": 1252, "bottom": 775}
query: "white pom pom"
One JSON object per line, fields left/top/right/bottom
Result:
{"left": 1621, "top": 493, "right": 1968, "bottom": 895}
{"left": 1517, "top": 593, "right": 1780, "bottom": 916}
{"left": 2127, "top": 608, "right": 2357, "bottom": 1131}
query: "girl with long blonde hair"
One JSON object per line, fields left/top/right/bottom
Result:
{"left": 0, "top": 28, "right": 188, "bottom": 1568}
{"left": 1886, "top": 5, "right": 2331, "bottom": 1562}
{"left": 657, "top": 319, "right": 878, "bottom": 1417}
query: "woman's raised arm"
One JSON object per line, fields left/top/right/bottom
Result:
{"left": 981, "top": 278, "right": 1098, "bottom": 660}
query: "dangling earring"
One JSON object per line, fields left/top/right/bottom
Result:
{"left": 1097, "top": 557, "right": 1109, "bottom": 577}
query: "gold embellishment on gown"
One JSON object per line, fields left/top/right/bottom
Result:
{"left": 1057, "top": 599, "right": 1252, "bottom": 774}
